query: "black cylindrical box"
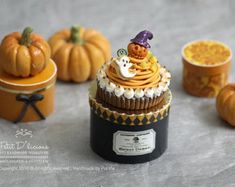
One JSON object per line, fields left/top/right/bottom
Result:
{"left": 89, "top": 85, "right": 172, "bottom": 164}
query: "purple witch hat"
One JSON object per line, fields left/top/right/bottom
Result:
{"left": 130, "top": 30, "right": 153, "bottom": 48}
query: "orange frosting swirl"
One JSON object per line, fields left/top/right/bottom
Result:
{"left": 106, "top": 53, "right": 161, "bottom": 89}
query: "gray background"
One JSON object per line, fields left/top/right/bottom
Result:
{"left": 0, "top": 0, "right": 235, "bottom": 186}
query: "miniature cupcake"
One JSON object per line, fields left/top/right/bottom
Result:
{"left": 96, "top": 30, "right": 171, "bottom": 110}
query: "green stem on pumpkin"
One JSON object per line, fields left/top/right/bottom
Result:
{"left": 19, "top": 27, "right": 33, "bottom": 46}
{"left": 70, "top": 25, "right": 84, "bottom": 44}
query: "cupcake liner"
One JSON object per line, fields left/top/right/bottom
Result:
{"left": 96, "top": 85, "right": 165, "bottom": 110}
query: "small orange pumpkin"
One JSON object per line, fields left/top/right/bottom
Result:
{"left": 216, "top": 83, "right": 235, "bottom": 126}
{"left": 48, "top": 26, "right": 111, "bottom": 82}
{"left": 0, "top": 27, "right": 51, "bottom": 77}
{"left": 128, "top": 43, "right": 147, "bottom": 59}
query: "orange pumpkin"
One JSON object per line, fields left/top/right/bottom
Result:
{"left": 0, "top": 27, "right": 51, "bottom": 77}
{"left": 216, "top": 83, "right": 235, "bottom": 126}
{"left": 48, "top": 26, "right": 111, "bottom": 82}
{"left": 128, "top": 43, "right": 147, "bottom": 59}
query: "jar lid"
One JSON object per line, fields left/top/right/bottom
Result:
{"left": 0, "top": 59, "right": 57, "bottom": 92}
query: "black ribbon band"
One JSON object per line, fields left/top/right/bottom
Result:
{"left": 14, "top": 93, "right": 45, "bottom": 123}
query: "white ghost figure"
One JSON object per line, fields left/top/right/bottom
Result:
{"left": 113, "top": 56, "right": 136, "bottom": 79}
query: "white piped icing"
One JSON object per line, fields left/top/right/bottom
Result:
{"left": 134, "top": 89, "right": 144, "bottom": 98}
{"left": 106, "top": 82, "right": 116, "bottom": 92}
{"left": 153, "top": 87, "right": 161, "bottom": 97}
{"left": 160, "top": 67, "right": 165, "bottom": 74}
{"left": 97, "top": 69, "right": 106, "bottom": 81}
{"left": 114, "top": 86, "right": 125, "bottom": 97}
{"left": 96, "top": 63, "right": 171, "bottom": 99}
{"left": 165, "top": 72, "right": 171, "bottom": 79}
{"left": 144, "top": 88, "right": 154, "bottom": 98}
{"left": 158, "top": 82, "right": 165, "bottom": 92}
{"left": 124, "top": 89, "right": 135, "bottom": 99}
{"left": 99, "top": 78, "right": 107, "bottom": 89}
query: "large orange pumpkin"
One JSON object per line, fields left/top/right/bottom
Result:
{"left": 48, "top": 26, "right": 111, "bottom": 82}
{"left": 0, "top": 27, "right": 51, "bottom": 77}
{"left": 216, "top": 83, "right": 235, "bottom": 126}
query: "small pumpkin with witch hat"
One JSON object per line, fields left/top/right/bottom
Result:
{"left": 48, "top": 25, "right": 111, "bottom": 83}
{"left": 127, "top": 30, "right": 153, "bottom": 59}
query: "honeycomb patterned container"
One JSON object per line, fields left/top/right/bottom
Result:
{"left": 182, "top": 40, "right": 232, "bottom": 97}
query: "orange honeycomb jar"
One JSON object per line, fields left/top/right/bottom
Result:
{"left": 182, "top": 40, "right": 232, "bottom": 97}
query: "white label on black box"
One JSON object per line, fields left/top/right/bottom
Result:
{"left": 113, "top": 129, "right": 156, "bottom": 156}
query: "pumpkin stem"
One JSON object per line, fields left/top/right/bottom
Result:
{"left": 19, "top": 27, "right": 33, "bottom": 47}
{"left": 70, "top": 25, "right": 84, "bottom": 44}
